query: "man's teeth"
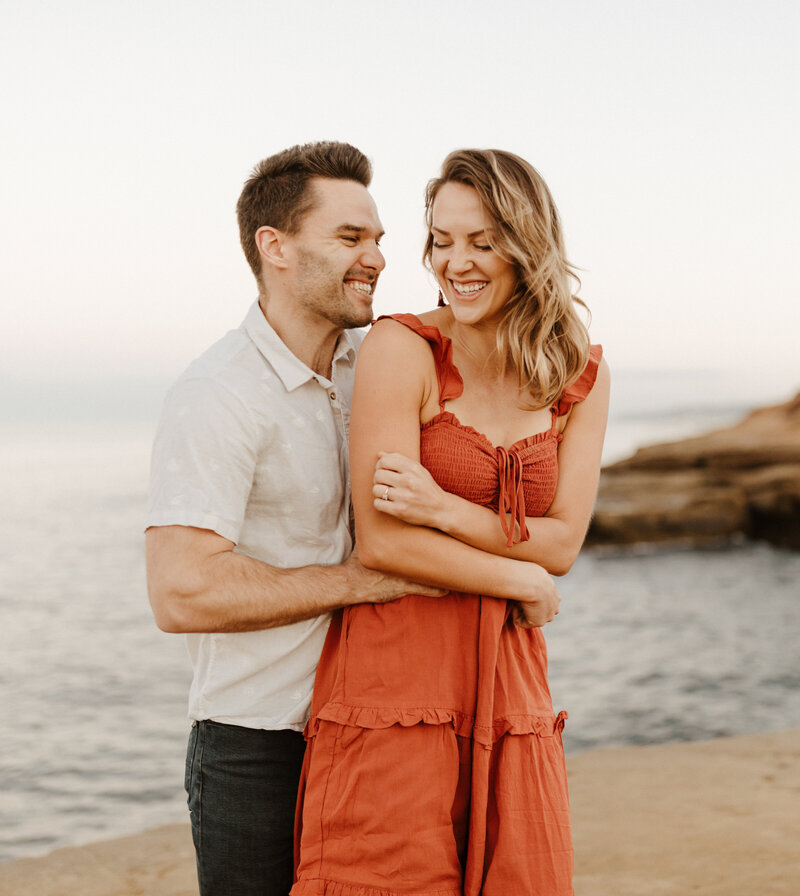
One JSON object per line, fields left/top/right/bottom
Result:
{"left": 452, "top": 282, "right": 487, "bottom": 295}
{"left": 346, "top": 281, "right": 373, "bottom": 295}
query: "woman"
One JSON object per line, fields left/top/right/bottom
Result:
{"left": 292, "top": 149, "right": 610, "bottom": 895}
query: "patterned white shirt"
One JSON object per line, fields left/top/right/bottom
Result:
{"left": 146, "top": 301, "right": 362, "bottom": 730}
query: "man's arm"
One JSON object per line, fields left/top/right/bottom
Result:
{"left": 146, "top": 524, "right": 441, "bottom": 633}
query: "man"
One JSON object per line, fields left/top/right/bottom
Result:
{"left": 145, "top": 142, "right": 438, "bottom": 896}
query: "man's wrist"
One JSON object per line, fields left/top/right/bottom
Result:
{"left": 338, "top": 555, "right": 372, "bottom": 606}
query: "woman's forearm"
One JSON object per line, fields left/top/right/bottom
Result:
{"left": 356, "top": 502, "right": 549, "bottom": 602}
{"left": 435, "top": 497, "right": 581, "bottom": 575}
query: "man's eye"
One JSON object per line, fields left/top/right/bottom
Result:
{"left": 342, "top": 236, "right": 358, "bottom": 244}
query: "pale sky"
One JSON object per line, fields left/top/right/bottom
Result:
{"left": 2, "top": 0, "right": 798, "bottom": 404}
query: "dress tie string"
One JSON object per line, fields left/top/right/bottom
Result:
{"left": 496, "top": 447, "right": 530, "bottom": 547}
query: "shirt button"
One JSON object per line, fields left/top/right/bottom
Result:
{"left": 329, "top": 391, "right": 337, "bottom": 401}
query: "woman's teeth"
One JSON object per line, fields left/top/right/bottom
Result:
{"left": 452, "top": 281, "right": 487, "bottom": 296}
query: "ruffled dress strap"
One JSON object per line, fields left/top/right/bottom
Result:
{"left": 554, "top": 344, "right": 603, "bottom": 416}
{"left": 375, "top": 313, "right": 463, "bottom": 410}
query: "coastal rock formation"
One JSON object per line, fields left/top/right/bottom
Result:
{"left": 587, "top": 392, "right": 800, "bottom": 549}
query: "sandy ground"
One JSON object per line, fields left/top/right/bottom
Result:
{"left": 1, "top": 728, "right": 798, "bottom": 895}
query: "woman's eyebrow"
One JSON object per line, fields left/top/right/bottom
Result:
{"left": 431, "top": 226, "right": 487, "bottom": 238}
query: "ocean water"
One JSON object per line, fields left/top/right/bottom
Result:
{"left": 1, "top": 370, "right": 799, "bottom": 862}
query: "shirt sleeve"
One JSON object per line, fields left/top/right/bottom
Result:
{"left": 145, "top": 375, "right": 263, "bottom": 544}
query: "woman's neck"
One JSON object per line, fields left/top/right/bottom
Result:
{"left": 449, "top": 318, "right": 507, "bottom": 380}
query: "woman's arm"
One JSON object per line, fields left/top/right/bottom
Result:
{"left": 351, "top": 319, "right": 560, "bottom": 624}
{"left": 372, "top": 357, "right": 611, "bottom": 576}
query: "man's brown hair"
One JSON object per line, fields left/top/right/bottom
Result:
{"left": 236, "top": 141, "right": 372, "bottom": 280}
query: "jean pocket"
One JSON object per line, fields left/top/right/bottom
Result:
{"left": 185, "top": 722, "right": 201, "bottom": 802}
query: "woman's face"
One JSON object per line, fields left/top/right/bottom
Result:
{"left": 430, "top": 181, "right": 517, "bottom": 327}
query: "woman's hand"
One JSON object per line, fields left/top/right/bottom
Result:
{"left": 372, "top": 451, "right": 453, "bottom": 529}
{"left": 512, "top": 564, "right": 561, "bottom": 628}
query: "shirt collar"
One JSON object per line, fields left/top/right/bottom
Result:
{"left": 243, "top": 301, "right": 358, "bottom": 392}
{"left": 334, "top": 328, "right": 359, "bottom": 364}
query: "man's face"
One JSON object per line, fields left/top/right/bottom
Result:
{"left": 284, "top": 178, "right": 386, "bottom": 330}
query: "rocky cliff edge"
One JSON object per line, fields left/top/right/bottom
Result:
{"left": 587, "top": 392, "right": 800, "bottom": 549}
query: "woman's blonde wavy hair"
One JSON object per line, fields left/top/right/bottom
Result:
{"left": 423, "top": 149, "right": 590, "bottom": 408}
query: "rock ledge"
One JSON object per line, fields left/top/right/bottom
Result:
{"left": 587, "top": 392, "right": 800, "bottom": 549}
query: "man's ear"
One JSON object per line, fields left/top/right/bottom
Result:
{"left": 255, "top": 226, "right": 290, "bottom": 270}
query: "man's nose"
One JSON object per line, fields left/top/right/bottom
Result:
{"left": 362, "top": 241, "right": 386, "bottom": 272}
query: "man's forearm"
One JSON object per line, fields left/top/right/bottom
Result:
{"left": 158, "top": 555, "right": 359, "bottom": 632}
{"left": 146, "top": 525, "right": 438, "bottom": 634}
{"left": 146, "top": 526, "right": 370, "bottom": 633}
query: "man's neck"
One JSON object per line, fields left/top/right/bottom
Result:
{"left": 258, "top": 296, "right": 341, "bottom": 380}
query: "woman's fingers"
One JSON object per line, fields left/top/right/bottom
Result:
{"left": 372, "top": 469, "right": 402, "bottom": 489}
{"left": 514, "top": 576, "right": 561, "bottom": 628}
{"left": 376, "top": 451, "right": 416, "bottom": 473}
{"left": 514, "top": 603, "right": 558, "bottom": 628}
{"left": 374, "top": 496, "right": 401, "bottom": 516}
{"left": 372, "top": 451, "right": 446, "bottom": 528}
{"left": 372, "top": 480, "right": 399, "bottom": 502}
{"left": 372, "top": 455, "right": 420, "bottom": 501}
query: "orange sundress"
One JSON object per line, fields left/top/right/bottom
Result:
{"left": 292, "top": 315, "right": 603, "bottom": 896}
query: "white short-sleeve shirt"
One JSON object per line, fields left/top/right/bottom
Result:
{"left": 146, "top": 301, "right": 363, "bottom": 730}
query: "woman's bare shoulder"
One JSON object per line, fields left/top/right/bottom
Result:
{"left": 414, "top": 306, "right": 453, "bottom": 330}
{"left": 359, "top": 315, "right": 436, "bottom": 370}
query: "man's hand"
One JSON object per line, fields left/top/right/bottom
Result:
{"left": 343, "top": 546, "right": 447, "bottom": 605}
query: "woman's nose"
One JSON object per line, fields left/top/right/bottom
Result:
{"left": 446, "top": 245, "right": 472, "bottom": 274}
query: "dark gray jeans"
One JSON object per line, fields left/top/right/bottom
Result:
{"left": 185, "top": 720, "right": 306, "bottom": 896}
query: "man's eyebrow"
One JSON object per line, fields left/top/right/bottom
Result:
{"left": 335, "top": 224, "right": 385, "bottom": 239}
{"left": 431, "top": 226, "right": 488, "bottom": 238}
